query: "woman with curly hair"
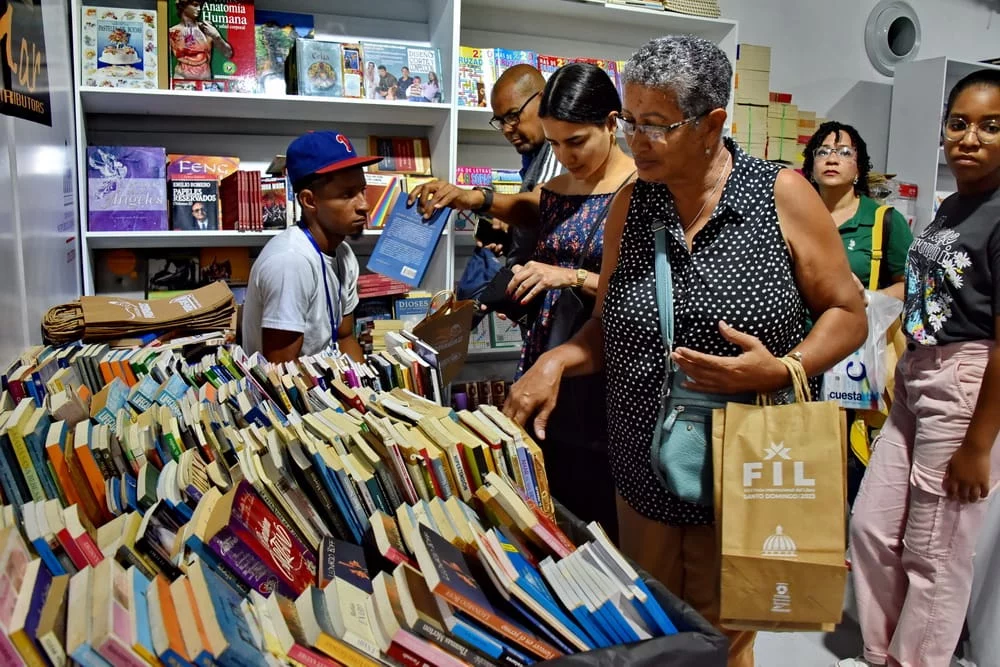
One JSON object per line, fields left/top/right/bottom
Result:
{"left": 168, "top": 0, "right": 232, "bottom": 81}
{"left": 804, "top": 121, "right": 913, "bottom": 302}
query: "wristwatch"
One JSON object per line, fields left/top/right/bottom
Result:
{"left": 472, "top": 186, "right": 494, "bottom": 214}
{"left": 575, "top": 269, "right": 588, "bottom": 289}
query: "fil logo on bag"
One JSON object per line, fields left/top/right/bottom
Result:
{"left": 743, "top": 442, "right": 816, "bottom": 500}
{"left": 762, "top": 526, "right": 798, "bottom": 559}
{"left": 771, "top": 582, "right": 793, "bottom": 614}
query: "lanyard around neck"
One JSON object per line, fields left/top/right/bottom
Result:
{"left": 298, "top": 223, "right": 339, "bottom": 346}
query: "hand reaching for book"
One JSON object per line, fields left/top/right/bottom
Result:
{"left": 408, "top": 180, "right": 484, "bottom": 219}
{"left": 504, "top": 355, "right": 565, "bottom": 440}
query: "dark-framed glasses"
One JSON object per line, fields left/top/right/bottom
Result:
{"left": 943, "top": 117, "right": 1000, "bottom": 145}
{"left": 489, "top": 91, "right": 541, "bottom": 131}
{"left": 813, "top": 146, "right": 857, "bottom": 160}
{"left": 617, "top": 115, "right": 700, "bottom": 143}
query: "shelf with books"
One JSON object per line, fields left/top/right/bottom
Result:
{"left": 78, "top": 87, "right": 452, "bottom": 128}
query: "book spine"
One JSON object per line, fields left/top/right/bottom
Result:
{"left": 37, "top": 630, "right": 68, "bottom": 667}
{"left": 55, "top": 527, "right": 89, "bottom": 570}
{"left": 287, "top": 644, "right": 340, "bottom": 667}
{"left": 332, "top": 466, "right": 370, "bottom": 535}
{"left": 8, "top": 427, "right": 46, "bottom": 501}
{"left": 386, "top": 641, "right": 433, "bottom": 667}
{"left": 96, "top": 637, "right": 147, "bottom": 667}
{"left": 387, "top": 442, "right": 419, "bottom": 505}
{"left": 297, "top": 463, "right": 349, "bottom": 541}
{"left": 74, "top": 531, "right": 104, "bottom": 567}
{"left": 436, "top": 587, "right": 560, "bottom": 661}
{"left": 115, "top": 545, "right": 158, "bottom": 581}
{"left": 206, "top": 530, "right": 289, "bottom": 598}
{"left": 411, "top": 618, "right": 496, "bottom": 667}
{"left": 183, "top": 534, "right": 251, "bottom": 597}
{"left": 10, "top": 631, "right": 47, "bottom": 667}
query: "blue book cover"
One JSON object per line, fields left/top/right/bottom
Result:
{"left": 130, "top": 568, "right": 155, "bottom": 661}
{"left": 446, "top": 607, "right": 535, "bottom": 666}
{"left": 366, "top": 197, "right": 448, "bottom": 288}
{"left": 23, "top": 411, "right": 59, "bottom": 501}
{"left": 330, "top": 538, "right": 372, "bottom": 593}
{"left": 632, "top": 578, "right": 678, "bottom": 636}
{"left": 310, "top": 452, "right": 363, "bottom": 542}
{"left": 94, "top": 377, "right": 129, "bottom": 426}
{"left": 183, "top": 535, "right": 251, "bottom": 598}
{"left": 195, "top": 561, "right": 268, "bottom": 667}
{"left": 494, "top": 532, "right": 593, "bottom": 650}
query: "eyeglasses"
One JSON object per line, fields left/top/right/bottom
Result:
{"left": 617, "top": 115, "right": 700, "bottom": 143}
{"left": 489, "top": 91, "right": 541, "bottom": 131}
{"left": 943, "top": 117, "right": 1000, "bottom": 145}
{"left": 813, "top": 146, "right": 857, "bottom": 160}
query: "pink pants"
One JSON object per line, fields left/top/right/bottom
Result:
{"left": 850, "top": 340, "right": 1000, "bottom": 667}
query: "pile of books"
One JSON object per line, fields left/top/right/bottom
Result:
{"left": 458, "top": 48, "right": 625, "bottom": 108}
{"left": 0, "top": 334, "right": 680, "bottom": 665}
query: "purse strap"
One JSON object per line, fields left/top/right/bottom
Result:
{"left": 869, "top": 205, "right": 893, "bottom": 291}
{"left": 573, "top": 171, "right": 637, "bottom": 270}
{"left": 652, "top": 222, "right": 675, "bottom": 374}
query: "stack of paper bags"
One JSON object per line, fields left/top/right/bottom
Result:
{"left": 43, "top": 282, "right": 237, "bottom": 344}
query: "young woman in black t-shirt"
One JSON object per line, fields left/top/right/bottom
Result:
{"left": 847, "top": 70, "right": 1000, "bottom": 667}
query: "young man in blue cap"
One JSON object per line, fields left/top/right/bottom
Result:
{"left": 242, "top": 130, "right": 379, "bottom": 362}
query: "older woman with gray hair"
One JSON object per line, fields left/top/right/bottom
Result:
{"left": 505, "top": 35, "right": 866, "bottom": 666}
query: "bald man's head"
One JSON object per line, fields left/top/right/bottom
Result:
{"left": 490, "top": 64, "right": 546, "bottom": 154}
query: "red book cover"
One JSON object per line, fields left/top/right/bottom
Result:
{"left": 230, "top": 481, "right": 317, "bottom": 595}
{"left": 168, "top": 1, "right": 257, "bottom": 93}
{"left": 220, "top": 171, "right": 237, "bottom": 230}
{"left": 252, "top": 172, "right": 263, "bottom": 231}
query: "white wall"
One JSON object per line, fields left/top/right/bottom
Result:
{"left": 0, "top": 0, "right": 81, "bottom": 365}
{"left": 719, "top": 0, "right": 999, "bottom": 170}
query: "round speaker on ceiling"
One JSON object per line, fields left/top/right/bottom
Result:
{"left": 865, "top": 0, "right": 922, "bottom": 77}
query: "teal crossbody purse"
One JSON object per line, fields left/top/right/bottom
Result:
{"left": 649, "top": 221, "right": 753, "bottom": 506}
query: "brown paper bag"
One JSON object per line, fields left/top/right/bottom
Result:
{"left": 412, "top": 291, "right": 476, "bottom": 386}
{"left": 717, "top": 359, "right": 848, "bottom": 630}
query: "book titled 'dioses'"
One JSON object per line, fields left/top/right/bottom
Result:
{"left": 87, "top": 146, "right": 168, "bottom": 232}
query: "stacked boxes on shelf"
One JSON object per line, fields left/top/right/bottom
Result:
{"left": 732, "top": 43, "right": 769, "bottom": 159}
{"left": 766, "top": 92, "right": 799, "bottom": 164}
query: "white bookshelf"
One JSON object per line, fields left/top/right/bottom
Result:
{"left": 887, "top": 57, "right": 1000, "bottom": 234}
{"left": 71, "top": 0, "right": 737, "bottom": 298}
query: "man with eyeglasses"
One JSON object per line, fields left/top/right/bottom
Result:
{"left": 484, "top": 64, "right": 563, "bottom": 266}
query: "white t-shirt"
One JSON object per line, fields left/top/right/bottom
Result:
{"left": 242, "top": 226, "right": 359, "bottom": 357}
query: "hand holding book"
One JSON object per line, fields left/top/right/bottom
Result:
{"left": 407, "top": 180, "right": 486, "bottom": 220}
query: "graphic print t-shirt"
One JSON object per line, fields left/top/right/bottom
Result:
{"left": 904, "top": 188, "right": 1000, "bottom": 346}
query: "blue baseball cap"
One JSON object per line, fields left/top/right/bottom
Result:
{"left": 285, "top": 131, "right": 382, "bottom": 186}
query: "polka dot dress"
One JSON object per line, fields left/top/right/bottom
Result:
{"left": 603, "top": 140, "right": 810, "bottom": 526}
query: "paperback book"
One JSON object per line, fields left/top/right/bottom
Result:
{"left": 81, "top": 6, "right": 158, "bottom": 89}
{"left": 168, "top": 0, "right": 257, "bottom": 93}
{"left": 366, "top": 195, "right": 448, "bottom": 288}
{"left": 254, "top": 9, "right": 314, "bottom": 95}
{"left": 287, "top": 38, "right": 343, "bottom": 97}
{"left": 169, "top": 180, "right": 220, "bottom": 231}
{"left": 87, "top": 146, "right": 168, "bottom": 232}
{"left": 361, "top": 41, "right": 443, "bottom": 103}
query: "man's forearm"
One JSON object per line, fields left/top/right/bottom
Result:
{"left": 338, "top": 334, "right": 365, "bottom": 363}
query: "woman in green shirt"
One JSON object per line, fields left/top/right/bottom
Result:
{"left": 804, "top": 121, "right": 914, "bottom": 505}
{"left": 803, "top": 121, "right": 913, "bottom": 300}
